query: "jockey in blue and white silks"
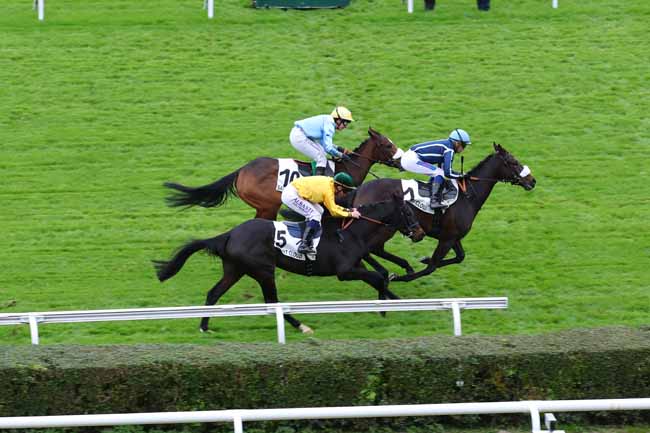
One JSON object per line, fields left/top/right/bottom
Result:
{"left": 290, "top": 106, "right": 354, "bottom": 176}
{"left": 400, "top": 128, "right": 471, "bottom": 208}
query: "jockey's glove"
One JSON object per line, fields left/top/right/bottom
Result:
{"left": 340, "top": 153, "right": 351, "bottom": 161}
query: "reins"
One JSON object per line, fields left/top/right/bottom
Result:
{"left": 340, "top": 214, "right": 388, "bottom": 231}
{"left": 340, "top": 154, "right": 381, "bottom": 179}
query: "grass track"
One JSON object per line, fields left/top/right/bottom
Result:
{"left": 0, "top": 0, "right": 649, "bottom": 345}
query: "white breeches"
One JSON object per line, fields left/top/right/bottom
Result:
{"left": 281, "top": 184, "right": 324, "bottom": 222}
{"left": 290, "top": 126, "right": 328, "bottom": 168}
{"left": 400, "top": 149, "right": 445, "bottom": 178}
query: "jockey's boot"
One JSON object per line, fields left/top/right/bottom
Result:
{"left": 315, "top": 166, "right": 326, "bottom": 176}
{"left": 429, "top": 182, "right": 444, "bottom": 209}
{"left": 298, "top": 220, "right": 319, "bottom": 255}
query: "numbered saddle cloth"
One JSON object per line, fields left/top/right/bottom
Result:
{"left": 272, "top": 221, "right": 323, "bottom": 261}
{"left": 401, "top": 179, "right": 459, "bottom": 214}
{"left": 275, "top": 159, "right": 336, "bottom": 192}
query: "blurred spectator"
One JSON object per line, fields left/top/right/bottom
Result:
{"left": 424, "top": 0, "right": 490, "bottom": 11}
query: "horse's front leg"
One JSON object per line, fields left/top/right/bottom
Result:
{"left": 419, "top": 240, "right": 465, "bottom": 269}
{"left": 373, "top": 246, "right": 415, "bottom": 274}
{"left": 336, "top": 265, "right": 400, "bottom": 300}
{"left": 392, "top": 239, "right": 456, "bottom": 282}
{"left": 363, "top": 254, "right": 390, "bottom": 282}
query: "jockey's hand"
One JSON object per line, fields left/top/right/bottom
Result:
{"left": 349, "top": 209, "right": 361, "bottom": 219}
{"left": 340, "top": 153, "right": 351, "bottom": 161}
{"left": 337, "top": 146, "right": 350, "bottom": 154}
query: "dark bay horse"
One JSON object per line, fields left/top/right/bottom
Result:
{"left": 352, "top": 143, "right": 537, "bottom": 282}
{"left": 164, "top": 127, "right": 403, "bottom": 220}
{"left": 154, "top": 194, "right": 425, "bottom": 333}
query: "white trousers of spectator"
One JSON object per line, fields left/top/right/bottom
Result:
{"left": 400, "top": 149, "right": 445, "bottom": 178}
{"left": 281, "top": 184, "right": 324, "bottom": 222}
{"left": 290, "top": 126, "right": 328, "bottom": 168}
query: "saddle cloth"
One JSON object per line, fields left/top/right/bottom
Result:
{"left": 275, "top": 159, "right": 336, "bottom": 192}
{"left": 272, "top": 221, "right": 323, "bottom": 261}
{"left": 401, "top": 179, "right": 459, "bottom": 214}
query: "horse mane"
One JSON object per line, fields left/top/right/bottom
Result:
{"left": 352, "top": 136, "right": 371, "bottom": 154}
{"left": 467, "top": 152, "right": 497, "bottom": 176}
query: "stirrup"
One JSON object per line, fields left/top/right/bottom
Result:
{"left": 298, "top": 242, "right": 315, "bottom": 255}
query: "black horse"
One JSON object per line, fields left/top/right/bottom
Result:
{"left": 154, "top": 194, "right": 425, "bottom": 333}
{"left": 353, "top": 143, "right": 537, "bottom": 282}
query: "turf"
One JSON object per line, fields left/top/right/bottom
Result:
{"left": 0, "top": 0, "right": 648, "bottom": 345}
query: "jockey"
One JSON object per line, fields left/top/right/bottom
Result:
{"left": 400, "top": 129, "right": 471, "bottom": 208}
{"left": 280, "top": 172, "right": 361, "bottom": 255}
{"left": 290, "top": 106, "right": 354, "bottom": 176}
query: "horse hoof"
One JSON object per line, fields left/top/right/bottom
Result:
{"left": 419, "top": 257, "right": 429, "bottom": 265}
{"left": 388, "top": 273, "right": 397, "bottom": 281}
{"left": 299, "top": 324, "right": 314, "bottom": 334}
{"left": 199, "top": 327, "right": 214, "bottom": 334}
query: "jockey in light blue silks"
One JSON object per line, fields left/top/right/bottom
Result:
{"left": 400, "top": 129, "right": 471, "bottom": 208}
{"left": 289, "top": 106, "right": 354, "bottom": 176}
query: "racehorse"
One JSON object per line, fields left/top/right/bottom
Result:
{"left": 163, "top": 127, "right": 403, "bottom": 220}
{"left": 153, "top": 194, "right": 425, "bottom": 333}
{"left": 351, "top": 143, "right": 537, "bottom": 282}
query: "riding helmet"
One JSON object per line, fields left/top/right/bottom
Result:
{"left": 333, "top": 172, "right": 356, "bottom": 189}
{"left": 449, "top": 129, "right": 471, "bottom": 146}
{"left": 331, "top": 106, "right": 354, "bottom": 122}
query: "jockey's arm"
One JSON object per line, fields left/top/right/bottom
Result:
{"left": 443, "top": 149, "right": 461, "bottom": 179}
{"left": 323, "top": 188, "right": 352, "bottom": 218}
{"left": 322, "top": 123, "right": 342, "bottom": 158}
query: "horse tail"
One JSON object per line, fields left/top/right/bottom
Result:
{"left": 153, "top": 233, "right": 230, "bottom": 282}
{"left": 164, "top": 169, "right": 239, "bottom": 208}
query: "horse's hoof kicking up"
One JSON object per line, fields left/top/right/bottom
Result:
{"left": 299, "top": 324, "right": 314, "bottom": 334}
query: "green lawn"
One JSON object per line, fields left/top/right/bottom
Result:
{"left": 0, "top": 0, "right": 648, "bottom": 345}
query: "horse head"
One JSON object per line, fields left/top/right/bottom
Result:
{"left": 359, "top": 193, "right": 425, "bottom": 242}
{"left": 491, "top": 142, "right": 537, "bottom": 190}
{"left": 360, "top": 127, "right": 404, "bottom": 169}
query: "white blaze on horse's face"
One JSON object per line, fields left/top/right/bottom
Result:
{"left": 392, "top": 147, "right": 404, "bottom": 159}
{"left": 520, "top": 165, "right": 531, "bottom": 177}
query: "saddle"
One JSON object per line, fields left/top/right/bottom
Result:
{"left": 272, "top": 221, "right": 323, "bottom": 262}
{"left": 276, "top": 159, "right": 336, "bottom": 192}
{"left": 401, "top": 179, "right": 459, "bottom": 214}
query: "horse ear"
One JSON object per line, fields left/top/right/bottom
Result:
{"left": 493, "top": 142, "right": 502, "bottom": 152}
{"left": 368, "top": 127, "right": 377, "bottom": 137}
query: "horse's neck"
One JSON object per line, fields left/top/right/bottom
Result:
{"left": 465, "top": 156, "right": 500, "bottom": 211}
{"left": 348, "top": 140, "right": 375, "bottom": 184}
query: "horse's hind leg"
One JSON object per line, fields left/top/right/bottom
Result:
{"left": 252, "top": 272, "right": 311, "bottom": 334}
{"left": 200, "top": 261, "right": 244, "bottom": 332}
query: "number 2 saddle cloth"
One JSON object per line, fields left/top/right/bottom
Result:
{"left": 272, "top": 221, "right": 324, "bottom": 261}
{"left": 401, "top": 179, "right": 460, "bottom": 214}
{"left": 275, "top": 159, "right": 336, "bottom": 192}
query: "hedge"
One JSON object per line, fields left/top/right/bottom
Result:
{"left": 2, "top": 326, "right": 650, "bottom": 430}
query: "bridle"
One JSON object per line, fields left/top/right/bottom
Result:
{"left": 343, "top": 135, "right": 403, "bottom": 176}
{"left": 462, "top": 153, "right": 531, "bottom": 186}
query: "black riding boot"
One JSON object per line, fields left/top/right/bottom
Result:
{"left": 429, "top": 182, "right": 444, "bottom": 209}
{"left": 315, "top": 166, "right": 326, "bottom": 176}
{"left": 298, "top": 223, "right": 318, "bottom": 255}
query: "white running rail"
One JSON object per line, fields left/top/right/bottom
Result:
{"left": 0, "top": 297, "right": 507, "bottom": 345}
{"left": 2, "top": 398, "right": 650, "bottom": 432}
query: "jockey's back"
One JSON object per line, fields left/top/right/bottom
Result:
{"left": 410, "top": 139, "right": 459, "bottom": 179}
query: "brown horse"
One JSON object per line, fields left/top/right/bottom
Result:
{"left": 351, "top": 143, "right": 537, "bottom": 282}
{"left": 164, "top": 127, "right": 403, "bottom": 220}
